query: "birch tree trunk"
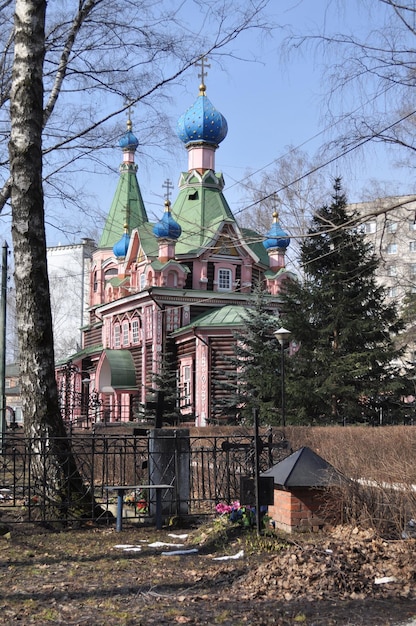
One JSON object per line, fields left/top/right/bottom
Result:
{"left": 9, "top": 0, "right": 102, "bottom": 521}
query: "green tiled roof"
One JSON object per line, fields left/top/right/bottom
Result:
{"left": 172, "top": 181, "right": 236, "bottom": 255}
{"left": 104, "top": 349, "right": 137, "bottom": 389}
{"left": 56, "top": 344, "right": 103, "bottom": 366}
{"left": 99, "top": 167, "right": 148, "bottom": 249}
{"left": 136, "top": 222, "right": 159, "bottom": 257}
{"left": 150, "top": 259, "right": 190, "bottom": 272}
{"left": 108, "top": 276, "right": 129, "bottom": 287}
{"left": 170, "top": 179, "right": 268, "bottom": 267}
{"left": 241, "top": 227, "right": 270, "bottom": 265}
{"left": 264, "top": 268, "right": 298, "bottom": 280}
{"left": 172, "top": 304, "right": 248, "bottom": 335}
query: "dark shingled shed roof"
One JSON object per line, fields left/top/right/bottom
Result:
{"left": 261, "top": 446, "right": 344, "bottom": 488}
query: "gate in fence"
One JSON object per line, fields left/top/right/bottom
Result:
{"left": 0, "top": 428, "right": 289, "bottom": 525}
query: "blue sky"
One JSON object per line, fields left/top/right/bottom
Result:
{"left": 2, "top": 0, "right": 414, "bottom": 248}
{"left": 93, "top": 0, "right": 414, "bottom": 240}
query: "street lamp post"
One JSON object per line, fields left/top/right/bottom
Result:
{"left": 274, "top": 327, "right": 292, "bottom": 428}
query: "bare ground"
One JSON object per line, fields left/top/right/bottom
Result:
{"left": 0, "top": 517, "right": 415, "bottom": 625}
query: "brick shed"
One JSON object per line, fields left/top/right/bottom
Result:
{"left": 261, "top": 446, "right": 344, "bottom": 533}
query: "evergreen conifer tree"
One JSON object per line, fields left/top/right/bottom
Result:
{"left": 280, "top": 178, "right": 409, "bottom": 425}
{"left": 146, "top": 341, "right": 182, "bottom": 427}
{"left": 212, "top": 285, "right": 282, "bottom": 425}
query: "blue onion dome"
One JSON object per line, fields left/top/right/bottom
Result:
{"left": 177, "top": 83, "right": 228, "bottom": 147}
{"left": 113, "top": 224, "right": 130, "bottom": 257}
{"left": 119, "top": 119, "right": 139, "bottom": 151}
{"left": 263, "top": 212, "right": 290, "bottom": 250}
{"left": 153, "top": 200, "right": 182, "bottom": 240}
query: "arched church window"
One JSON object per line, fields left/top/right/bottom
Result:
{"left": 167, "top": 271, "right": 178, "bottom": 288}
{"left": 114, "top": 324, "right": 121, "bottom": 348}
{"left": 122, "top": 321, "right": 129, "bottom": 346}
{"left": 105, "top": 268, "right": 118, "bottom": 279}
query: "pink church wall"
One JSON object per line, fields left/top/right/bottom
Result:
{"left": 192, "top": 258, "right": 207, "bottom": 290}
{"left": 187, "top": 145, "right": 215, "bottom": 171}
{"left": 194, "top": 337, "right": 209, "bottom": 426}
{"left": 268, "top": 251, "right": 286, "bottom": 271}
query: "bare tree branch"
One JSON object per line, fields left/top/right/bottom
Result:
{"left": 287, "top": 2, "right": 416, "bottom": 177}
{"left": 43, "top": 0, "right": 100, "bottom": 126}
{"left": 0, "top": 0, "right": 274, "bottom": 222}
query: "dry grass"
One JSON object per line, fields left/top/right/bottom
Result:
{"left": 285, "top": 426, "right": 416, "bottom": 536}
{"left": 284, "top": 425, "right": 416, "bottom": 483}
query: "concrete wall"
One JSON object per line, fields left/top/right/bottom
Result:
{"left": 148, "top": 428, "right": 190, "bottom": 519}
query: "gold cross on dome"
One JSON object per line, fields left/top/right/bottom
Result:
{"left": 124, "top": 98, "right": 135, "bottom": 129}
{"left": 196, "top": 55, "right": 210, "bottom": 89}
{"left": 162, "top": 179, "right": 173, "bottom": 202}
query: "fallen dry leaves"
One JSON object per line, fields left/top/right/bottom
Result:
{"left": 235, "top": 526, "right": 416, "bottom": 603}
{"left": 0, "top": 520, "right": 415, "bottom": 625}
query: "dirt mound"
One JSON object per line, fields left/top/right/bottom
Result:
{"left": 235, "top": 526, "right": 416, "bottom": 603}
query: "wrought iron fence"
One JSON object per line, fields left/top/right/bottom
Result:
{"left": 0, "top": 429, "right": 289, "bottom": 525}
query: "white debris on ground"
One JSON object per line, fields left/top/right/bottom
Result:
{"left": 212, "top": 549, "right": 244, "bottom": 561}
{"left": 161, "top": 548, "right": 199, "bottom": 556}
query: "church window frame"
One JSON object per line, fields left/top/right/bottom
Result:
{"left": 104, "top": 267, "right": 118, "bottom": 280}
{"left": 122, "top": 321, "right": 129, "bottom": 346}
{"left": 132, "top": 318, "right": 140, "bottom": 344}
{"left": 167, "top": 270, "right": 178, "bottom": 288}
{"left": 180, "top": 361, "right": 192, "bottom": 408}
{"left": 114, "top": 324, "right": 121, "bottom": 349}
{"left": 217, "top": 267, "right": 232, "bottom": 292}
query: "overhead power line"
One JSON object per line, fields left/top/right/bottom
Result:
{"left": 235, "top": 108, "right": 416, "bottom": 217}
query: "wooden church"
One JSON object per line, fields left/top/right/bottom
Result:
{"left": 56, "top": 68, "right": 294, "bottom": 428}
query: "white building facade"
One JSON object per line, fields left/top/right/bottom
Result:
{"left": 47, "top": 238, "right": 96, "bottom": 362}
{"left": 349, "top": 195, "right": 416, "bottom": 305}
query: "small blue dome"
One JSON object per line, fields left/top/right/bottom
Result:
{"left": 177, "top": 86, "right": 228, "bottom": 147}
{"left": 119, "top": 120, "right": 139, "bottom": 151}
{"left": 113, "top": 229, "right": 130, "bottom": 258}
{"left": 153, "top": 201, "right": 182, "bottom": 240}
{"left": 263, "top": 213, "right": 290, "bottom": 251}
